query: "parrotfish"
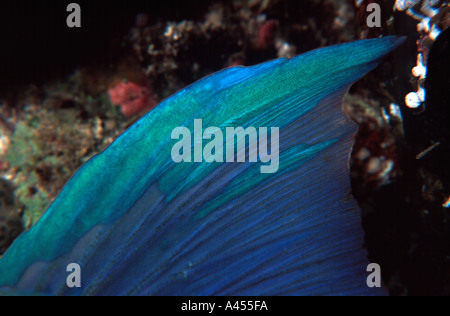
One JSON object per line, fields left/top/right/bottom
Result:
{"left": 0, "top": 36, "right": 404, "bottom": 296}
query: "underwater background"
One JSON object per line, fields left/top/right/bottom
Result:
{"left": 0, "top": 0, "right": 449, "bottom": 295}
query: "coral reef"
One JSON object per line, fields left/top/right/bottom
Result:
{"left": 126, "top": 0, "right": 357, "bottom": 99}
{"left": 108, "top": 81, "right": 157, "bottom": 117}
{"left": 394, "top": 0, "right": 449, "bottom": 109}
{"left": 0, "top": 73, "right": 127, "bottom": 226}
{"left": 0, "top": 178, "right": 23, "bottom": 255}
{"left": 347, "top": 0, "right": 450, "bottom": 295}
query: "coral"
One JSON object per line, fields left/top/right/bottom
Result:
{"left": 4, "top": 109, "right": 82, "bottom": 225}
{"left": 2, "top": 80, "right": 124, "bottom": 226}
{"left": 345, "top": 92, "right": 404, "bottom": 196}
{"left": 394, "top": 0, "right": 450, "bottom": 109}
{"left": 126, "top": 0, "right": 350, "bottom": 99}
{"left": 108, "top": 81, "right": 156, "bottom": 117}
{"left": 346, "top": 3, "right": 450, "bottom": 292}
{"left": 0, "top": 133, "right": 9, "bottom": 170}
{"left": 0, "top": 178, "right": 23, "bottom": 255}
{"left": 257, "top": 19, "right": 278, "bottom": 49}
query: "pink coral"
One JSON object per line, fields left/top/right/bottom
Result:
{"left": 257, "top": 20, "right": 277, "bottom": 49}
{"left": 108, "top": 82, "right": 157, "bottom": 117}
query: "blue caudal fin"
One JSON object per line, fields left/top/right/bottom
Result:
{"left": 0, "top": 37, "right": 405, "bottom": 295}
